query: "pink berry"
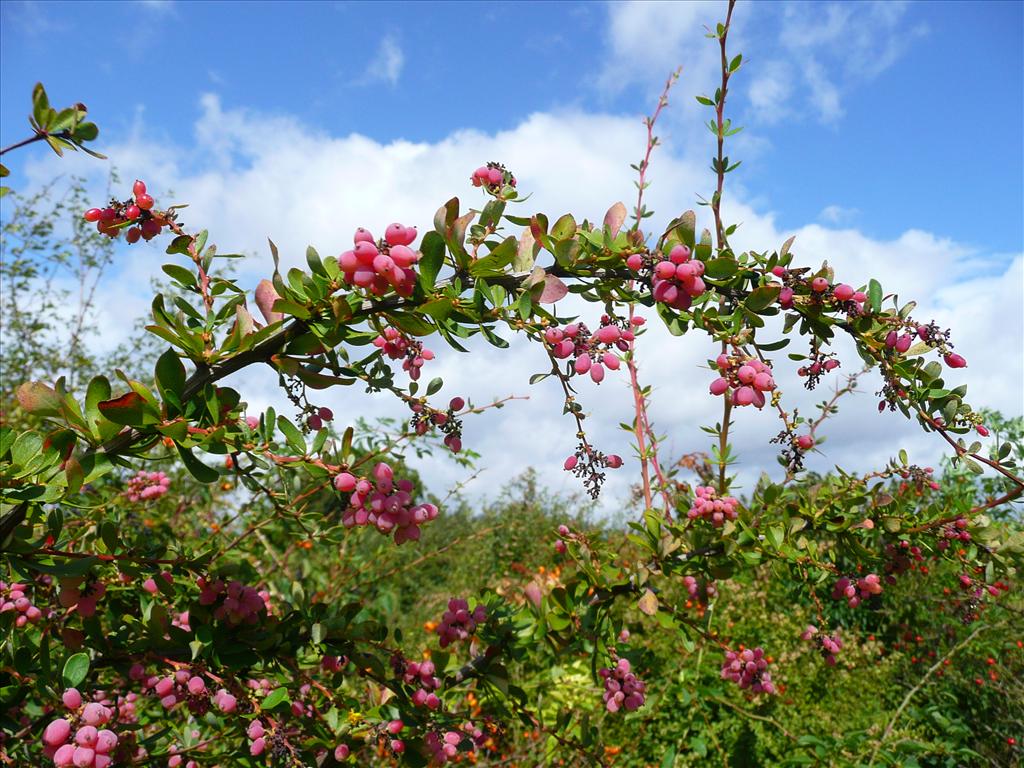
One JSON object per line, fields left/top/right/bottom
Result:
{"left": 135, "top": 193, "right": 155, "bottom": 210}
{"left": 833, "top": 283, "right": 854, "bottom": 301}
{"left": 811, "top": 277, "right": 829, "bottom": 293}
{"left": 563, "top": 455, "right": 578, "bottom": 471}
{"left": 43, "top": 718, "right": 72, "bottom": 747}
{"left": 449, "top": 397, "right": 465, "bottom": 411}
{"left": 83, "top": 208, "right": 102, "bottom": 222}
{"left": 63, "top": 688, "right": 83, "bottom": 710}
{"left": 133, "top": 180, "right": 147, "bottom": 197}
{"left": 709, "top": 377, "right": 729, "bottom": 396}
{"left": 944, "top": 352, "right": 967, "bottom": 368}
{"left": 797, "top": 435, "right": 814, "bottom": 450}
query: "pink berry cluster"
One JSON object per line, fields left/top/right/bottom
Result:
{"left": 687, "top": 486, "right": 739, "bottom": 527}
{"left": 426, "top": 724, "right": 485, "bottom": 764}
{"left": 1, "top": 580, "right": 43, "bottom": 626}
{"left": 436, "top": 598, "right": 486, "bottom": 648}
{"left": 682, "top": 575, "right": 718, "bottom": 605}
{"left": 598, "top": 657, "right": 646, "bottom": 713}
{"left": 306, "top": 406, "right": 334, "bottom": 432}
{"left": 247, "top": 719, "right": 275, "bottom": 757}
{"left": 470, "top": 162, "right": 515, "bottom": 190}
{"left": 58, "top": 577, "right": 106, "bottom": 617}
{"left": 410, "top": 396, "right": 465, "bottom": 454}
{"left": 884, "top": 540, "right": 924, "bottom": 578}
{"left": 709, "top": 353, "right": 775, "bottom": 408}
{"left": 801, "top": 625, "right": 843, "bottom": 666}
{"left": 545, "top": 315, "right": 641, "bottom": 385}
{"left": 339, "top": 224, "right": 420, "bottom": 297}
{"left": 136, "top": 671, "right": 232, "bottom": 720}
{"left": 373, "top": 327, "right": 435, "bottom": 381}
{"left": 83, "top": 180, "right": 164, "bottom": 243}
{"left": 832, "top": 573, "right": 883, "bottom": 608}
{"left": 42, "top": 689, "right": 119, "bottom": 768}
{"left": 770, "top": 268, "right": 867, "bottom": 314}
{"left": 720, "top": 647, "right": 776, "bottom": 694}
{"left": 383, "top": 720, "right": 406, "bottom": 757}
{"left": 644, "top": 244, "right": 707, "bottom": 310}
{"left": 197, "top": 577, "right": 270, "bottom": 625}
{"left": 334, "top": 462, "right": 439, "bottom": 544}
{"left": 938, "top": 517, "right": 971, "bottom": 550}
{"left": 395, "top": 657, "right": 441, "bottom": 710}
{"left": 426, "top": 731, "right": 465, "bottom": 764}
{"left": 125, "top": 470, "right": 170, "bottom": 502}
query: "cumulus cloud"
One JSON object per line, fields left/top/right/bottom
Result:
{"left": 16, "top": 94, "right": 1022, "bottom": 514}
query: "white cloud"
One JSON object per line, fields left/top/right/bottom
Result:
{"left": 16, "top": 96, "right": 1022, "bottom": 515}
{"left": 818, "top": 204, "right": 858, "bottom": 224}
{"left": 361, "top": 35, "right": 404, "bottom": 87}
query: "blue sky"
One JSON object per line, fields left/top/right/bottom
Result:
{"left": 2, "top": 0, "right": 1021, "bottom": 253}
{"left": 2, "top": 1, "right": 1022, "bottom": 507}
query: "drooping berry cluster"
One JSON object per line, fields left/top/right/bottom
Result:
{"left": 373, "top": 327, "right": 436, "bottom": 381}
{"left": 720, "top": 647, "right": 776, "bottom": 694}
{"left": 801, "top": 625, "right": 842, "bottom": 666}
{"left": 598, "top": 657, "right": 646, "bottom": 713}
{"left": 42, "top": 689, "right": 119, "bottom": 768}
{"left": 709, "top": 353, "right": 775, "bottom": 408}
{"left": 410, "top": 396, "right": 465, "bottom": 454}
{"left": 953, "top": 574, "right": 1009, "bottom": 624}
{"left": 796, "top": 346, "right": 840, "bottom": 390}
{"left": 471, "top": 162, "right": 515, "bottom": 190}
{"left": 338, "top": 224, "right": 419, "bottom": 297}
{"left": 125, "top": 470, "right": 171, "bottom": 502}
{"left": 937, "top": 517, "right": 971, "bottom": 550}
{"left": 436, "top": 598, "right": 486, "bottom": 648}
{"left": 687, "top": 485, "right": 739, "bottom": 527}
{"left": 562, "top": 445, "right": 623, "bottom": 499}
{"left": 306, "top": 406, "right": 334, "bottom": 432}
{"left": 147, "top": 669, "right": 213, "bottom": 714}
{"left": 883, "top": 540, "right": 924, "bottom": 579}
{"left": 832, "top": 573, "right": 882, "bottom": 608}
{"left": 0, "top": 580, "right": 43, "bottom": 626}
{"left": 682, "top": 575, "right": 718, "bottom": 606}
{"left": 197, "top": 577, "right": 270, "bottom": 625}
{"left": 83, "top": 179, "right": 165, "bottom": 243}
{"left": 545, "top": 315, "right": 640, "bottom": 385}
{"left": 426, "top": 730, "right": 473, "bottom": 764}
{"left": 395, "top": 657, "right": 441, "bottom": 710}
{"left": 334, "top": 462, "right": 439, "bottom": 544}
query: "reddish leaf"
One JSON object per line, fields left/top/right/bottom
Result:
{"left": 538, "top": 275, "right": 568, "bottom": 304}
{"left": 97, "top": 392, "right": 146, "bottom": 426}
{"left": 604, "top": 201, "right": 627, "bottom": 238}
{"left": 16, "top": 381, "right": 61, "bottom": 416}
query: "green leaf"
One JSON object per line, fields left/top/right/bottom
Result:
{"left": 704, "top": 258, "right": 738, "bottom": 279}
{"left": 550, "top": 213, "right": 577, "bottom": 241}
{"left": 277, "top": 416, "right": 307, "bottom": 455}
{"left": 155, "top": 349, "right": 186, "bottom": 410}
{"left": 176, "top": 445, "right": 219, "bottom": 484}
{"left": 418, "top": 231, "right": 445, "bottom": 290}
{"left": 262, "top": 687, "right": 289, "bottom": 709}
{"left": 161, "top": 264, "right": 197, "bottom": 287}
{"left": 745, "top": 284, "right": 781, "bottom": 313}
{"left": 868, "top": 279, "right": 882, "bottom": 314}
{"left": 62, "top": 652, "right": 90, "bottom": 688}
